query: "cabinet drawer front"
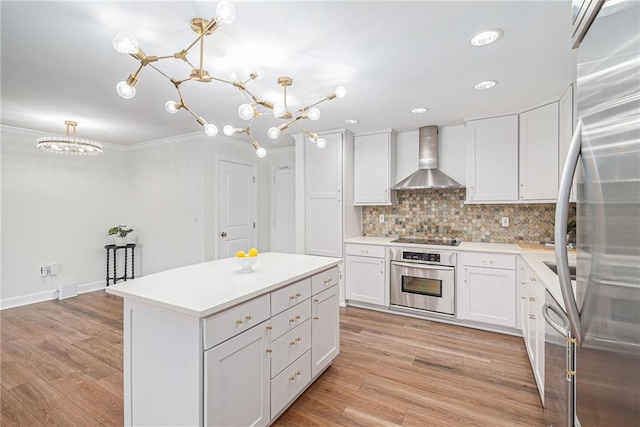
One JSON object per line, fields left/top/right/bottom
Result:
{"left": 346, "top": 244, "right": 386, "bottom": 258}
{"left": 203, "top": 294, "right": 271, "bottom": 349}
{"left": 462, "top": 252, "right": 515, "bottom": 270}
{"left": 271, "top": 278, "right": 312, "bottom": 316}
{"left": 312, "top": 266, "right": 340, "bottom": 295}
{"left": 271, "top": 350, "right": 311, "bottom": 418}
{"left": 270, "top": 299, "right": 311, "bottom": 341}
{"left": 270, "top": 319, "right": 312, "bottom": 378}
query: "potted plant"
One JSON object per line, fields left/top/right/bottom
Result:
{"left": 108, "top": 225, "right": 134, "bottom": 246}
{"left": 551, "top": 217, "right": 577, "bottom": 244}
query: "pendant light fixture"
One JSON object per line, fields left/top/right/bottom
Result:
{"left": 113, "top": 1, "right": 345, "bottom": 158}
{"left": 36, "top": 121, "right": 103, "bottom": 155}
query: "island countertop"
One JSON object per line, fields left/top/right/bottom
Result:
{"left": 106, "top": 252, "right": 342, "bottom": 318}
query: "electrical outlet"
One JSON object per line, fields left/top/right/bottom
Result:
{"left": 40, "top": 265, "right": 50, "bottom": 276}
{"left": 501, "top": 217, "right": 509, "bottom": 227}
{"left": 49, "top": 263, "right": 59, "bottom": 276}
{"left": 379, "top": 214, "right": 385, "bottom": 223}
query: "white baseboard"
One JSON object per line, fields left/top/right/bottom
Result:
{"left": 0, "top": 280, "right": 106, "bottom": 310}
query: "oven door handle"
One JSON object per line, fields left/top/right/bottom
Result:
{"left": 391, "top": 261, "right": 453, "bottom": 270}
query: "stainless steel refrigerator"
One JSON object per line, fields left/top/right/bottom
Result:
{"left": 552, "top": 0, "right": 640, "bottom": 426}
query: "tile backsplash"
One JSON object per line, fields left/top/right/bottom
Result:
{"left": 362, "top": 189, "right": 576, "bottom": 244}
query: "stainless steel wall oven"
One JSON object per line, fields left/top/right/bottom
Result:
{"left": 390, "top": 248, "right": 456, "bottom": 316}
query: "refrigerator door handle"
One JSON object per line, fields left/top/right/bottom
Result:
{"left": 555, "top": 118, "right": 583, "bottom": 348}
{"left": 542, "top": 302, "right": 571, "bottom": 336}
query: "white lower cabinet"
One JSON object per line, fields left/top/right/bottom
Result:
{"left": 204, "top": 266, "right": 340, "bottom": 426}
{"left": 312, "top": 284, "right": 340, "bottom": 377}
{"left": 459, "top": 253, "right": 516, "bottom": 328}
{"left": 204, "top": 321, "right": 271, "bottom": 427}
{"left": 518, "top": 258, "right": 545, "bottom": 402}
{"left": 345, "top": 255, "right": 385, "bottom": 306}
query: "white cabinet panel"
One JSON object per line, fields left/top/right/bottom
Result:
{"left": 558, "top": 85, "right": 576, "bottom": 202}
{"left": 354, "top": 131, "right": 396, "bottom": 205}
{"left": 205, "top": 321, "right": 270, "bottom": 427}
{"left": 519, "top": 102, "right": 559, "bottom": 200}
{"left": 270, "top": 350, "right": 311, "bottom": 418}
{"left": 466, "top": 115, "right": 519, "bottom": 202}
{"left": 345, "top": 255, "right": 385, "bottom": 306}
{"left": 305, "top": 132, "right": 344, "bottom": 257}
{"left": 460, "top": 265, "right": 516, "bottom": 328}
{"left": 311, "top": 285, "right": 340, "bottom": 377}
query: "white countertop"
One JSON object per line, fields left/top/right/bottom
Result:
{"left": 346, "top": 236, "right": 576, "bottom": 309}
{"left": 106, "top": 252, "right": 342, "bottom": 318}
{"left": 345, "top": 236, "right": 519, "bottom": 253}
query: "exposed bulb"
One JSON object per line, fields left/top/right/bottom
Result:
{"left": 223, "top": 125, "right": 236, "bottom": 136}
{"left": 335, "top": 86, "right": 346, "bottom": 98}
{"left": 204, "top": 123, "right": 218, "bottom": 137}
{"left": 216, "top": 1, "right": 236, "bottom": 24}
{"left": 253, "top": 68, "right": 264, "bottom": 80}
{"left": 268, "top": 127, "right": 281, "bottom": 140}
{"left": 307, "top": 107, "right": 321, "bottom": 121}
{"left": 116, "top": 81, "right": 136, "bottom": 99}
{"left": 256, "top": 147, "right": 267, "bottom": 158}
{"left": 228, "top": 71, "right": 238, "bottom": 82}
{"left": 273, "top": 103, "right": 286, "bottom": 118}
{"left": 238, "top": 104, "right": 255, "bottom": 120}
{"left": 165, "top": 101, "right": 180, "bottom": 114}
{"left": 113, "top": 32, "right": 139, "bottom": 54}
{"left": 316, "top": 138, "right": 327, "bottom": 149}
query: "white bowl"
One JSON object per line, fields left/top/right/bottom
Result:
{"left": 236, "top": 255, "right": 257, "bottom": 273}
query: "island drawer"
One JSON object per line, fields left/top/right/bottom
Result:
{"left": 271, "top": 350, "right": 311, "bottom": 417}
{"left": 271, "top": 278, "right": 312, "bottom": 316}
{"left": 346, "top": 244, "right": 386, "bottom": 258}
{"left": 270, "top": 319, "right": 311, "bottom": 378}
{"left": 462, "top": 253, "right": 515, "bottom": 270}
{"left": 270, "top": 299, "right": 311, "bottom": 340}
{"left": 203, "top": 294, "right": 271, "bottom": 349}
{"left": 311, "top": 266, "right": 340, "bottom": 295}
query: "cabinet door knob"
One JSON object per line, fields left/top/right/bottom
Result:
{"left": 220, "top": 232, "right": 227, "bottom": 237}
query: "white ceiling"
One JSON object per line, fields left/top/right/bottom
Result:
{"left": 1, "top": 1, "right": 575, "bottom": 149}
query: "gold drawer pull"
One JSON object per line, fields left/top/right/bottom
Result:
{"left": 289, "top": 295, "right": 296, "bottom": 301}
{"left": 529, "top": 314, "right": 536, "bottom": 320}
{"left": 236, "top": 319, "right": 243, "bottom": 325}
{"left": 295, "top": 337, "right": 301, "bottom": 343}
{"left": 529, "top": 296, "right": 536, "bottom": 302}
{"left": 245, "top": 315, "right": 252, "bottom": 321}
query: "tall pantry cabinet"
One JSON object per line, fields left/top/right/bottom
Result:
{"left": 294, "top": 130, "right": 362, "bottom": 304}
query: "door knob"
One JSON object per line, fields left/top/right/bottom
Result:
{"left": 220, "top": 232, "right": 227, "bottom": 237}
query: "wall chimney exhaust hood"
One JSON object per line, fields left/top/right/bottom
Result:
{"left": 391, "top": 126, "right": 465, "bottom": 190}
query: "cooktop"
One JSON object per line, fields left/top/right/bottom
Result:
{"left": 391, "top": 237, "right": 462, "bottom": 247}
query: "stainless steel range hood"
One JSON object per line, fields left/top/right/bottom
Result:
{"left": 391, "top": 126, "right": 464, "bottom": 190}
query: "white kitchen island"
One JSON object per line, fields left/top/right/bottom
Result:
{"left": 106, "top": 252, "right": 342, "bottom": 427}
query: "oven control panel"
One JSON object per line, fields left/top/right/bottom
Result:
{"left": 402, "top": 251, "right": 440, "bottom": 263}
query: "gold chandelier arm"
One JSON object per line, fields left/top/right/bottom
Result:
{"left": 183, "top": 17, "right": 219, "bottom": 53}
{"left": 210, "top": 76, "right": 235, "bottom": 85}
{"left": 297, "top": 95, "right": 331, "bottom": 113}
{"left": 148, "top": 63, "right": 174, "bottom": 81}
{"left": 199, "top": 37, "right": 205, "bottom": 73}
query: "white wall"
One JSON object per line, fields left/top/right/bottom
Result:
{"left": 1, "top": 126, "right": 273, "bottom": 307}
{"left": 396, "top": 130, "right": 419, "bottom": 182}
{"left": 128, "top": 134, "right": 206, "bottom": 276}
{"left": 1, "top": 126, "right": 129, "bottom": 303}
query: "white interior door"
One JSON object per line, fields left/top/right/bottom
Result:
{"left": 217, "top": 160, "right": 256, "bottom": 259}
{"left": 273, "top": 167, "right": 295, "bottom": 253}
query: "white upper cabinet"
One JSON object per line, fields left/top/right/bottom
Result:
{"left": 353, "top": 130, "right": 397, "bottom": 205}
{"left": 305, "top": 132, "right": 344, "bottom": 257}
{"left": 519, "top": 102, "right": 559, "bottom": 201}
{"left": 558, "top": 85, "right": 576, "bottom": 202}
{"left": 466, "top": 115, "right": 519, "bottom": 202}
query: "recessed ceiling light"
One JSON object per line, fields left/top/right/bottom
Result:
{"left": 345, "top": 119, "right": 359, "bottom": 125}
{"left": 411, "top": 108, "right": 428, "bottom": 114}
{"left": 470, "top": 29, "right": 503, "bottom": 47}
{"left": 474, "top": 80, "right": 497, "bottom": 90}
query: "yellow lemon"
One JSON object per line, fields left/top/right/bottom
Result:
{"left": 248, "top": 248, "right": 258, "bottom": 257}
{"left": 236, "top": 251, "right": 247, "bottom": 258}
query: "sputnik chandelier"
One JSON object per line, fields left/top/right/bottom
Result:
{"left": 113, "top": 1, "right": 345, "bottom": 158}
{"left": 37, "top": 121, "right": 103, "bottom": 155}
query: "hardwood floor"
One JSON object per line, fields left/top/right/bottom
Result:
{"left": 1, "top": 291, "right": 546, "bottom": 426}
